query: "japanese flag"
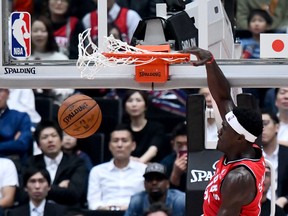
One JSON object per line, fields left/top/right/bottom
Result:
{"left": 260, "top": 33, "right": 288, "bottom": 58}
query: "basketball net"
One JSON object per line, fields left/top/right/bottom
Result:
{"left": 77, "top": 28, "right": 191, "bottom": 82}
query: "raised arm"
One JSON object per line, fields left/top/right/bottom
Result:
{"left": 184, "top": 47, "right": 236, "bottom": 119}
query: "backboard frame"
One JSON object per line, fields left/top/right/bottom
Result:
{"left": 1, "top": 0, "right": 288, "bottom": 90}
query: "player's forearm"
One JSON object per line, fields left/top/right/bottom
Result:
{"left": 205, "top": 61, "right": 231, "bottom": 104}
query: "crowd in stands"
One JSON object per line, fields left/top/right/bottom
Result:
{"left": 3, "top": 0, "right": 288, "bottom": 215}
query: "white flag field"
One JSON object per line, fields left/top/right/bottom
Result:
{"left": 260, "top": 33, "right": 288, "bottom": 58}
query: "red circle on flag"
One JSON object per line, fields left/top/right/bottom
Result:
{"left": 272, "top": 39, "right": 285, "bottom": 52}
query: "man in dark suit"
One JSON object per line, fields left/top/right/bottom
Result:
{"left": 261, "top": 110, "right": 288, "bottom": 211}
{"left": 20, "top": 120, "right": 88, "bottom": 207}
{"left": 7, "top": 167, "right": 67, "bottom": 216}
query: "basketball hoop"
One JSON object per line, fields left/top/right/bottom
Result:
{"left": 77, "top": 28, "right": 191, "bottom": 83}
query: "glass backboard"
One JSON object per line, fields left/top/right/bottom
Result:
{"left": 1, "top": 0, "right": 288, "bottom": 90}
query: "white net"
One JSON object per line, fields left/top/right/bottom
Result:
{"left": 77, "top": 28, "right": 190, "bottom": 79}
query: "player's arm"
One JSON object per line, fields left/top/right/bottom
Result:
{"left": 183, "top": 47, "right": 235, "bottom": 119}
{"left": 217, "top": 166, "right": 256, "bottom": 216}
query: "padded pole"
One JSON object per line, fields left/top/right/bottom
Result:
{"left": 186, "top": 94, "right": 206, "bottom": 152}
{"left": 186, "top": 94, "right": 208, "bottom": 216}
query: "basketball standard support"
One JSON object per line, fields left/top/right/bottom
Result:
{"left": 186, "top": 94, "right": 223, "bottom": 216}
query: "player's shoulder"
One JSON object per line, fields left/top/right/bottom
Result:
{"left": 225, "top": 166, "right": 255, "bottom": 186}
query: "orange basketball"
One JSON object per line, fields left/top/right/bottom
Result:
{"left": 58, "top": 94, "right": 102, "bottom": 138}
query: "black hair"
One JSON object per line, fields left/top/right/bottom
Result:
{"left": 123, "top": 90, "right": 149, "bottom": 108}
{"left": 261, "top": 109, "right": 279, "bottom": 124}
{"left": 34, "top": 120, "right": 63, "bottom": 144}
{"left": 23, "top": 167, "right": 51, "bottom": 187}
{"left": 143, "top": 202, "right": 172, "bottom": 216}
{"left": 111, "top": 123, "right": 134, "bottom": 141}
{"left": 122, "top": 90, "right": 150, "bottom": 123}
{"left": 247, "top": 9, "right": 273, "bottom": 26}
{"left": 275, "top": 88, "right": 279, "bottom": 97}
{"left": 233, "top": 107, "right": 263, "bottom": 138}
{"left": 171, "top": 121, "right": 187, "bottom": 139}
{"left": 31, "top": 15, "right": 59, "bottom": 53}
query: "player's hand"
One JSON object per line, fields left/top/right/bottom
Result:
{"left": 180, "top": 47, "right": 213, "bottom": 66}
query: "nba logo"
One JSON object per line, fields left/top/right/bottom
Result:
{"left": 10, "top": 12, "right": 31, "bottom": 58}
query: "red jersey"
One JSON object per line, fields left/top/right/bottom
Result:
{"left": 203, "top": 146, "right": 265, "bottom": 216}
{"left": 90, "top": 8, "right": 129, "bottom": 42}
{"left": 54, "top": 17, "right": 79, "bottom": 56}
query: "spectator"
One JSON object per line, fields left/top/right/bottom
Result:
{"left": 124, "top": 163, "right": 185, "bottom": 216}
{"left": 0, "top": 158, "right": 19, "bottom": 216}
{"left": 82, "top": 0, "right": 141, "bottom": 43}
{"left": 7, "top": 89, "right": 41, "bottom": 130}
{"left": 116, "top": 0, "right": 163, "bottom": 19}
{"left": 28, "top": 16, "right": 69, "bottom": 61}
{"left": 48, "top": 0, "right": 85, "bottom": 59}
{"left": 0, "top": 88, "right": 33, "bottom": 162}
{"left": 161, "top": 122, "right": 187, "bottom": 192}
{"left": 123, "top": 90, "right": 166, "bottom": 163}
{"left": 143, "top": 202, "right": 172, "bottom": 216}
{"left": 240, "top": 9, "right": 273, "bottom": 110}
{"left": 61, "top": 132, "right": 93, "bottom": 171}
{"left": 274, "top": 88, "right": 288, "bottom": 145}
{"left": 260, "top": 166, "right": 286, "bottom": 216}
{"left": 198, "top": 87, "right": 218, "bottom": 144}
{"left": 11, "top": 0, "right": 33, "bottom": 13}
{"left": 33, "top": 0, "right": 96, "bottom": 19}
{"left": 8, "top": 167, "right": 67, "bottom": 216}
{"left": 28, "top": 16, "right": 75, "bottom": 105}
{"left": 236, "top": 0, "right": 288, "bottom": 33}
{"left": 22, "top": 120, "right": 88, "bottom": 207}
{"left": 240, "top": 9, "right": 272, "bottom": 59}
{"left": 261, "top": 110, "right": 288, "bottom": 211}
{"left": 87, "top": 124, "right": 146, "bottom": 211}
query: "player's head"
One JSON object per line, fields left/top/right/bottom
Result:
{"left": 218, "top": 107, "right": 263, "bottom": 151}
